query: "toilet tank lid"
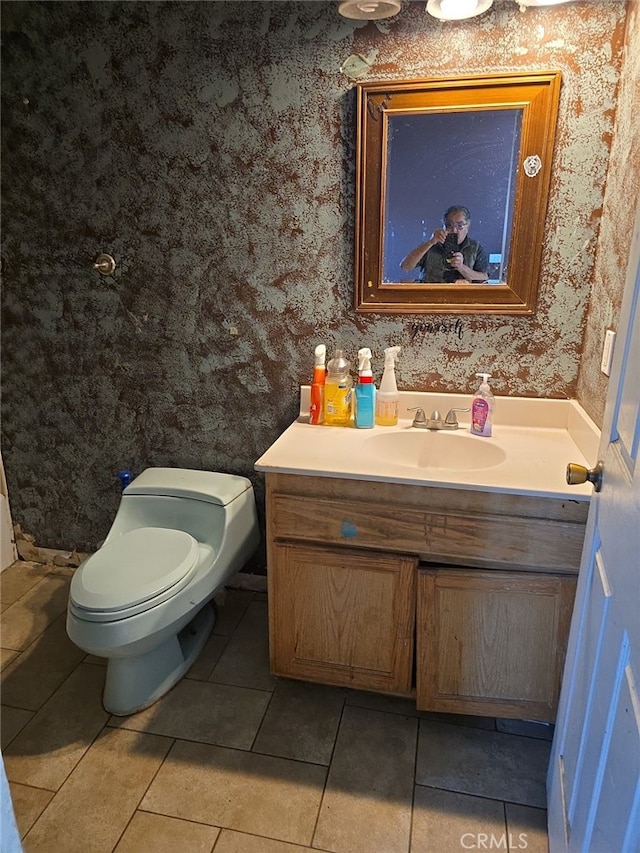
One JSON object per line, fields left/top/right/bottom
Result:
{"left": 124, "top": 468, "right": 252, "bottom": 506}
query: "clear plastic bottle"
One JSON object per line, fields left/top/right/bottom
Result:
{"left": 375, "top": 346, "right": 401, "bottom": 426}
{"left": 323, "top": 349, "right": 353, "bottom": 426}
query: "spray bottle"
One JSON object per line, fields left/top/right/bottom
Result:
{"left": 470, "top": 372, "right": 495, "bottom": 437}
{"left": 355, "top": 347, "right": 375, "bottom": 429}
{"left": 375, "top": 345, "right": 401, "bottom": 426}
{"left": 309, "top": 344, "right": 326, "bottom": 425}
{"left": 323, "top": 349, "right": 353, "bottom": 426}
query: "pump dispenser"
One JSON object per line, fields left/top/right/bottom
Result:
{"left": 375, "top": 345, "right": 401, "bottom": 426}
{"left": 323, "top": 349, "right": 353, "bottom": 426}
{"left": 309, "top": 344, "right": 326, "bottom": 425}
{"left": 470, "top": 372, "right": 494, "bottom": 437}
{"left": 355, "top": 348, "right": 375, "bottom": 429}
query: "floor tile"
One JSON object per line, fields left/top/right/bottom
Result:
{"left": 110, "top": 677, "right": 271, "bottom": 750}
{"left": 210, "top": 600, "right": 277, "bottom": 691}
{"left": 3, "top": 662, "right": 110, "bottom": 790}
{"left": 505, "top": 803, "right": 549, "bottom": 853}
{"left": 0, "top": 572, "right": 70, "bottom": 650}
{"left": 212, "top": 588, "right": 255, "bottom": 636}
{"left": 185, "top": 630, "right": 229, "bottom": 681}
{"left": 114, "top": 810, "right": 220, "bottom": 852}
{"left": 422, "top": 711, "right": 497, "bottom": 731}
{"left": 1, "top": 648, "right": 19, "bottom": 670}
{"left": 314, "top": 705, "right": 417, "bottom": 853}
{"left": 215, "top": 829, "right": 315, "bottom": 852}
{"left": 1, "top": 612, "right": 86, "bottom": 710}
{"left": 22, "top": 727, "right": 172, "bottom": 852}
{"left": 1, "top": 705, "right": 34, "bottom": 749}
{"left": 411, "top": 786, "right": 506, "bottom": 853}
{"left": 496, "top": 718, "right": 555, "bottom": 741}
{"left": 141, "top": 738, "right": 326, "bottom": 846}
{"left": 344, "top": 689, "right": 420, "bottom": 718}
{"left": 253, "top": 678, "right": 345, "bottom": 764}
{"left": 0, "top": 561, "right": 51, "bottom": 607}
{"left": 345, "top": 691, "right": 495, "bottom": 730}
{"left": 416, "top": 719, "right": 550, "bottom": 808}
{"left": 7, "top": 781, "right": 54, "bottom": 839}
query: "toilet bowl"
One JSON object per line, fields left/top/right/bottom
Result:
{"left": 66, "top": 467, "right": 260, "bottom": 715}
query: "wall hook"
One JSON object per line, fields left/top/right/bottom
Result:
{"left": 94, "top": 253, "right": 116, "bottom": 275}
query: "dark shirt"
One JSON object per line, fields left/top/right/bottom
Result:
{"left": 417, "top": 237, "right": 489, "bottom": 283}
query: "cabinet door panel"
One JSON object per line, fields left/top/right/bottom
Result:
{"left": 417, "top": 568, "right": 576, "bottom": 721}
{"left": 269, "top": 543, "right": 416, "bottom": 695}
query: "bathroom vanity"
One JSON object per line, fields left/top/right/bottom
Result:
{"left": 255, "top": 391, "right": 598, "bottom": 722}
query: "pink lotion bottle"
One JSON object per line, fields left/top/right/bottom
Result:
{"left": 470, "top": 373, "right": 494, "bottom": 437}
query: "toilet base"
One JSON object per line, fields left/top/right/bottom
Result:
{"left": 103, "top": 602, "right": 216, "bottom": 716}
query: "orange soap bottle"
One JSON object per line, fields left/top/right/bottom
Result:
{"left": 309, "top": 344, "right": 326, "bottom": 425}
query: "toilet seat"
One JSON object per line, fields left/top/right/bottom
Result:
{"left": 70, "top": 527, "right": 200, "bottom": 620}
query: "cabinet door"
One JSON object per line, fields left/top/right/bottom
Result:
{"left": 416, "top": 568, "right": 576, "bottom": 721}
{"left": 269, "top": 543, "right": 417, "bottom": 695}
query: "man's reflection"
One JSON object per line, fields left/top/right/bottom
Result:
{"left": 401, "top": 205, "right": 489, "bottom": 283}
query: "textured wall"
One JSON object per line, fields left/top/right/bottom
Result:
{"left": 0, "top": 0, "right": 630, "bottom": 556}
{"left": 576, "top": 0, "right": 640, "bottom": 424}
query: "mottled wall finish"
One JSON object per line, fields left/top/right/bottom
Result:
{"left": 576, "top": 0, "right": 640, "bottom": 425}
{"left": 0, "top": 0, "right": 630, "bottom": 555}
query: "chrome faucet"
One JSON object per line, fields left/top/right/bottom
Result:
{"left": 409, "top": 406, "right": 470, "bottom": 430}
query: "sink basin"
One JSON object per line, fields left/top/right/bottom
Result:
{"left": 364, "top": 430, "right": 507, "bottom": 471}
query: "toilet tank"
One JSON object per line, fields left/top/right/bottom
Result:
{"left": 125, "top": 468, "right": 252, "bottom": 505}
{"left": 106, "top": 468, "right": 255, "bottom": 549}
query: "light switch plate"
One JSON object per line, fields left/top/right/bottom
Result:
{"left": 601, "top": 328, "right": 616, "bottom": 376}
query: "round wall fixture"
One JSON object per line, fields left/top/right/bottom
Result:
{"left": 426, "top": 0, "right": 494, "bottom": 20}
{"left": 338, "top": 1, "right": 402, "bottom": 20}
{"left": 93, "top": 253, "right": 116, "bottom": 276}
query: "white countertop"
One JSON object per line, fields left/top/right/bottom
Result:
{"left": 255, "top": 389, "right": 600, "bottom": 501}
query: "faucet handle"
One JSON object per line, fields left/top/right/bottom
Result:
{"left": 408, "top": 406, "right": 427, "bottom": 426}
{"left": 445, "top": 407, "right": 471, "bottom": 426}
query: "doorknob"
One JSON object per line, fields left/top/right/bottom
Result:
{"left": 566, "top": 461, "right": 604, "bottom": 492}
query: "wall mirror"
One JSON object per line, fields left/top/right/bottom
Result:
{"left": 354, "top": 71, "right": 562, "bottom": 315}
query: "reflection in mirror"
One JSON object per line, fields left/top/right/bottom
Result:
{"left": 354, "top": 72, "right": 562, "bottom": 315}
{"left": 384, "top": 110, "right": 523, "bottom": 285}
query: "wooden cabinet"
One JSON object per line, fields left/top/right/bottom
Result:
{"left": 265, "top": 472, "right": 586, "bottom": 721}
{"left": 269, "top": 542, "right": 417, "bottom": 694}
{"left": 416, "top": 568, "right": 576, "bottom": 720}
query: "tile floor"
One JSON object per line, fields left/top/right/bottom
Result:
{"left": 1, "top": 560, "right": 552, "bottom": 852}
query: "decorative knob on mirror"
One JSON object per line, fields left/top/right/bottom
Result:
{"left": 566, "top": 461, "right": 604, "bottom": 492}
{"left": 93, "top": 253, "right": 116, "bottom": 276}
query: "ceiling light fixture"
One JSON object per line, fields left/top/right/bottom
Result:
{"left": 426, "top": 0, "right": 494, "bottom": 21}
{"left": 338, "top": 0, "right": 402, "bottom": 20}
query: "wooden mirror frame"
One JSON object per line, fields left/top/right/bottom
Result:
{"left": 354, "top": 71, "right": 562, "bottom": 315}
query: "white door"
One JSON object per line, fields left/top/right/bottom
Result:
{"left": 547, "top": 203, "right": 640, "bottom": 851}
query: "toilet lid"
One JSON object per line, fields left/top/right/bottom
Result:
{"left": 70, "top": 527, "right": 199, "bottom": 613}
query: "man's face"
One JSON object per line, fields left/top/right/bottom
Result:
{"left": 445, "top": 213, "right": 470, "bottom": 244}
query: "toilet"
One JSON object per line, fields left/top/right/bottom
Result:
{"left": 66, "top": 467, "right": 260, "bottom": 716}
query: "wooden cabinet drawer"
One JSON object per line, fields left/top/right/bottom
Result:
{"left": 270, "top": 492, "right": 585, "bottom": 573}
